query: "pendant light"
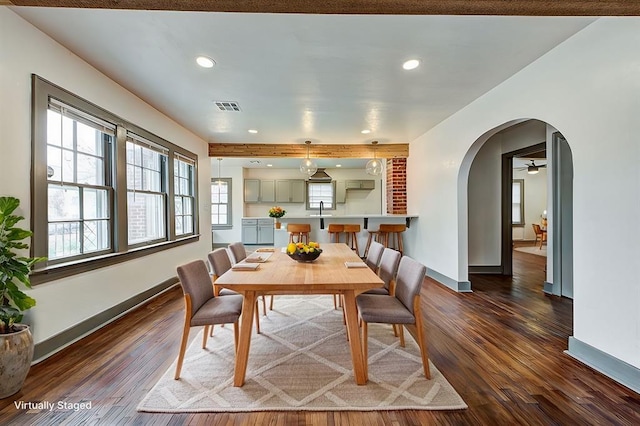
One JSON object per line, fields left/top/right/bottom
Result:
{"left": 365, "top": 141, "right": 383, "bottom": 176}
{"left": 300, "top": 140, "right": 318, "bottom": 176}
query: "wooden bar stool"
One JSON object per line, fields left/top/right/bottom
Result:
{"left": 363, "top": 229, "right": 381, "bottom": 257}
{"left": 378, "top": 224, "right": 406, "bottom": 255}
{"left": 287, "top": 223, "right": 311, "bottom": 244}
{"left": 327, "top": 224, "right": 343, "bottom": 243}
{"left": 342, "top": 224, "right": 361, "bottom": 256}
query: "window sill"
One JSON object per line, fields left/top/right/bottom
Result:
{"left": 31, "top": 234, "right": 200, "bottom": 285}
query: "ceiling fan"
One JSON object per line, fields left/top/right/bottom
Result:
{"left": 516, "top": 160, "right": 547, "bottom": 174}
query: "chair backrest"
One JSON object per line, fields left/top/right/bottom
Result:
{"left": 177, "top": 260, "right": 214, "bottom": 316}
{"left": 228, "top": 242, "right": 247, "bottom": 263}
{"left": 394, "top": 256, "right": 427, "bottom": 313}
{"left": 365, "top": 241, "right": 384, "bottom": 271}
{"left": 532, "top": 224, "right": 542, "bottom": 235}
{"left": 208, "top": 248, "right": 232, "bottom": 279}
{"left": 378, "top": 248, "right": 401, "bottom": 290}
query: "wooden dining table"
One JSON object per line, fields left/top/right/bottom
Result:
{"left": 214, "top": 243, "right": 384, "bottom": 387}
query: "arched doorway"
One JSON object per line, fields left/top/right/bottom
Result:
{"left": 462, "top": 120, "right": 573, "bottom": 298}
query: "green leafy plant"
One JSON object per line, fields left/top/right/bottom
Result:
{"left": 0, "top": 196, "right": 45, "bottom": 334}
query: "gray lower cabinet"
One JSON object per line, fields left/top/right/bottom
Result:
{"left": 242, "top": 218, "right": 274, "bottom": 245}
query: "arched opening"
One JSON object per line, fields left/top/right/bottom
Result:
{"left": 459, "top": 119, "right": 573, "bottom": 299}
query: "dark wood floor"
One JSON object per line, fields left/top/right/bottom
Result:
{"left": 1, "top": 248, "right": 639, "bottom": 425}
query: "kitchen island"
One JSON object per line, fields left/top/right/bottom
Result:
{"left": 266, "top": 214, "right": 418, "bottom": 256}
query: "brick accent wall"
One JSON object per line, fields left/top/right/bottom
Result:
{"left": 386, "top": 158, "right": 407, "bottom": 214}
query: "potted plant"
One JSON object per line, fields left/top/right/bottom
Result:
{"left": 268, "top": 206, "right": 286, "bottom": 229}
{"left": 0, "top": 196, "right": 45, "bottom": 398}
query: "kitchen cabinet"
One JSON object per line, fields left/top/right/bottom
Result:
{"left": 276, "top": 179, "right": 306, "bottom": 203}
{"left": 345, "top": 180, "right": 375, "bottom": 190}
{"left": 336, "top": 180, "right": 346, "bottom": 203}
{"left": 242, "top": 218, "right": 274, "bottom": 244}
{"left": 244, "top": 179, "right": 275, "bottom": 203}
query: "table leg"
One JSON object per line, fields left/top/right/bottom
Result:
{"left": 234, "top": 290, "right": 256, "bottom": 387}
{"left": 342, "top": 290, "right": 368, "bottom": 385}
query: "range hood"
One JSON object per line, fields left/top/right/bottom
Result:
{"left": 308, "top": 168, "right": 332, "bottom": 181}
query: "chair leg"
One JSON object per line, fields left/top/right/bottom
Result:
{"left": 398, "top": 324, "right": 405, "bottom": 347}
{"left": 209, "top": 325, "right": 215, "bottom": 337}
{"left": 412, "top": 296, "right": 431, "bottom": 379}
{"left": 254, "top": 300, "right": 261, "bottom": 334}
{"left": 233, "top": 321, "right": 239, "bottom": 353}
{"left": 261, "top": 294, "right": 267, "bottom": 316}
{"left": 202, "top": 325, "right": 210, "bottom": 348}
{"left": 174, "top": 295, "right": 192, "bottom": 380}
{"left": 361, "top": 321, "right": 369, "bottom": 378}
{"left": 269, "top": 295, "right": 275, "bottom": 310}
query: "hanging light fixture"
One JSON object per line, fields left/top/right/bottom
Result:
{"left": 300, "top": 140, "right": 318, "bottom": 176}
{"left": 365, "top": 141, "right": 383, "bottom": 176}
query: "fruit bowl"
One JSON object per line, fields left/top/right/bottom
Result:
{"left": 287, "top": 251, "right": 321, "bottom": 262}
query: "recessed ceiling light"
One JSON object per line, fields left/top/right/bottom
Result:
{"left": 196, "top": 56, "right": 215, "bottom": 68}
{"left": 336, "top": 164, "right": 342, "bottom": 168}
{"left": 267, "top": 164, "right": 273, "bottom": 167}
{"left": 248, "top": 129, "right": 258, "bottom": 134}
{"left": 402, "top": 59, "right": 420, "bottom": 70}
{"left": 361, "top": 129, "right": 371, "bottom": 134}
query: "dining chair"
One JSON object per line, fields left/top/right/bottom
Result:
{"left": 532, "top": 224, "right": 547, "bottom": 249}
{"left": 174, "top": 259, "right": 243, "bottom": 380}
{"left": 356, "top": 256, "right": 430, "bottom": 379}
{"left": 364, "top": 247, "right": 401, "bottom": 296}
{"left": 208, "top": 248, "right": 261, "bottom": 334}
{"left": 364, "top": 240, "right": 384, "bottom": 273}
{"left": 228, "top": 242, "right": 274, "bottom": 313}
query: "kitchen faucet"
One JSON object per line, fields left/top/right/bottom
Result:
{"left": 319, "top": 200, "right": 324, "bottom": 217}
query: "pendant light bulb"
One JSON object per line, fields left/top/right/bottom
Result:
{"left": 366, "top": 141, "right": 383, "bottom": 176}
{"left": 300, "top": 140, "right": 318, "bottom": 176}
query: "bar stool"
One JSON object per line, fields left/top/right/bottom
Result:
{"left": 327, "top": 224, "right": 343, "bottom": 243}
{"left": 343, "top": 224, "right": 361, "bottom": 256}
{"left": 378, "top": 224, "right": 406, "bottom": 255}
{"left": 287, "top": 223, "right": 311, "bottom": 244}
{"left": 363, "top": 229, "right": 381, "bottom": 257}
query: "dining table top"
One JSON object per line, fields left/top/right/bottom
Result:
{"left": 214, "top": 243, "right": 384, "bottom": 294}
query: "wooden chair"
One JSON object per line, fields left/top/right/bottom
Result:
{"left": 287, "top": 223, "right": 311, "bottom": 244}
{"left": 174, "top": 259, "right": 243, "bottom": 380}
{"left": 356, "top": 256, "right": 430, "bottom": 379}
{"left": 532, "top": 224, "right": 547, "bottom": 249}
{"left": 228, "top": 242, "right": 273, "bottom": 315}
{"left": 208, "top": 248, "right": 262, "bottom": 334}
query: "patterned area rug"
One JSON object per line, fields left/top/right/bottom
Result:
{"left": 137, "top": 295, "right": 467, "bottom": 412}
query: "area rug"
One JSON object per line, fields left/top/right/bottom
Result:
{"left": 514, "top": 246, "right": 547, "bottom": 257}
{"left": 137, "top": 295, "right": 467, "bottom": 412}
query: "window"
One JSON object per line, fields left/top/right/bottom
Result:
{"left": 126, "top": 134, "right": 168, "bottom": 246}
{"left": 31, "top": 75, "right": 199, "bottom": 282}
{"left": 174, "top": 155, "right": 196, "bottom": 236}
{"left": 512, "top": 179, "right": 524, "bottom": 226}
{"left": 211, "top": 178, "right": 232, "bottom": 228}
{"left": 46, "top": 100, "right": 114, "bottom": 261}
{"left": 306, "top": 181, "right": 335, "bottom": 210}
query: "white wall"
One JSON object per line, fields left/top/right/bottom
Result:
{"left": 0, "top": 9, "right": 212, "bottom": 346}
{"left": 513, "top": 167, "right": 547, "bottom": 241}
{"left": 406, "top": 17, "right": 640, "bottom": 369}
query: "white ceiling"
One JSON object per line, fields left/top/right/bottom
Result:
{"left": 12, "top": 8, "right": 593, "bottom": 168}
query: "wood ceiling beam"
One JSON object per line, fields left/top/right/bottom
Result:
{"left": 6, "top": 0, "right": 640, "bottom": 16}
{"left": 209, "top": 143, "right": 409, "bottom": 159}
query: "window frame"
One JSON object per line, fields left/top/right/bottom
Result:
{"left": 31, "top": 75, "right": 199, "bottom": 284}
{"left": 306, "top": 181, "right": 336, "bottom": 211}
{"left": 211, "top": 177, "right": 232, "bottom": 229}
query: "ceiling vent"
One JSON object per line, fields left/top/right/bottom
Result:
{"left": 308, "top": 168, "right": 332, "bottom": 182}
{"left": 214, "top": 101, "right": 241, "bottom": 112}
